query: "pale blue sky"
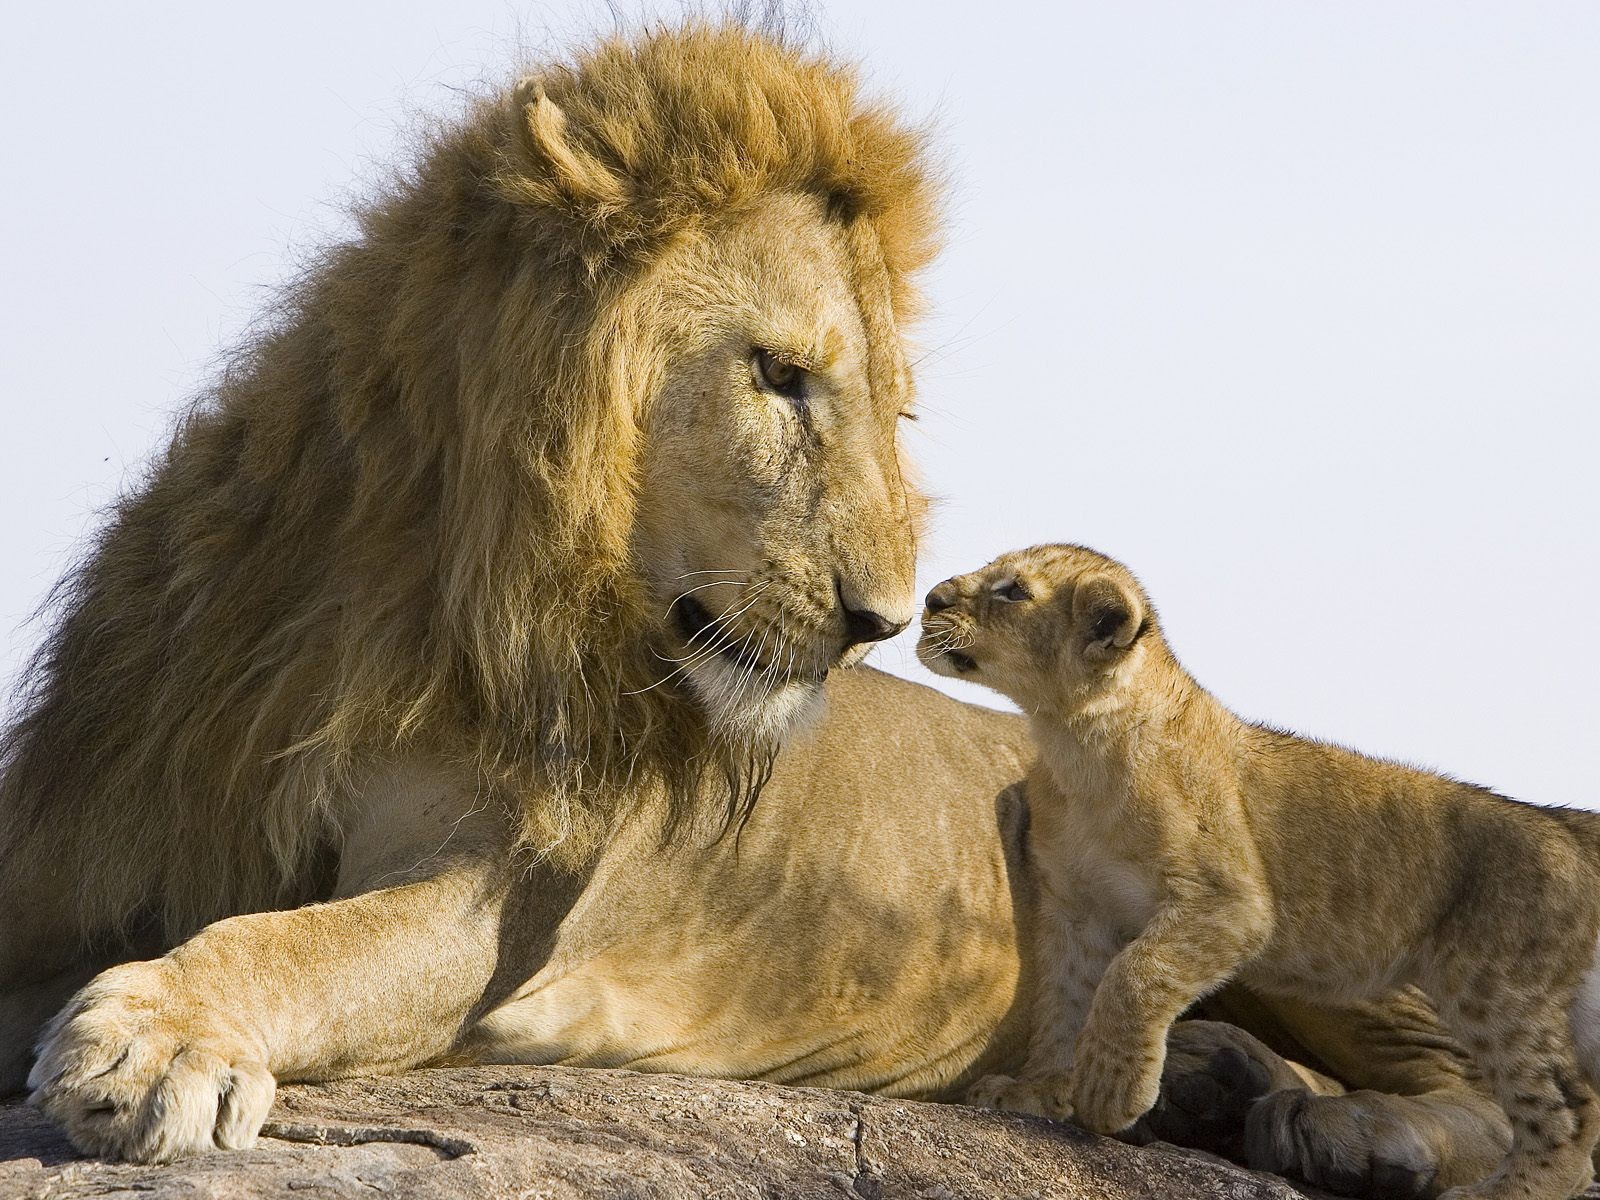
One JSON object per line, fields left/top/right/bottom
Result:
{"left": 2, "top": 3, "right": 1596, "bottom": 806}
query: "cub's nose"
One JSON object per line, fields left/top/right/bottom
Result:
{"left": 924, "top": 581, "right": 958, "bottom": 613}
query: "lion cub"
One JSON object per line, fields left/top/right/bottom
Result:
{"left": 917, "top": 544, "right": 1600, "bottom": 1200}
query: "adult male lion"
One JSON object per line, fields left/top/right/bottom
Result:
{"left": 1, "top": 22, "right": 1506, "bottom": 1194}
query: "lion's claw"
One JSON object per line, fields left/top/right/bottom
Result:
{"left": 28, "top": 961, "right": 274, "bottom": 1162}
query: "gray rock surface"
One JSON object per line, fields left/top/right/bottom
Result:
{"left": 0, "top": 1065, "right": 1315, "bottom": 1198}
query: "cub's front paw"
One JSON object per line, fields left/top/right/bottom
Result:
{"left": 29, "top": 960, "right": 275, "bottom": 1162}
{"left": 965, "top": 1072, "right": 1074, "bottom": 1120}
{"left": 1070, "top": 1044, "right": 1163, "bottom": 1137}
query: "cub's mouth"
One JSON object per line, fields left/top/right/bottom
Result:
{"left": 916, "top": 621, "right": 978, "bottom": 675}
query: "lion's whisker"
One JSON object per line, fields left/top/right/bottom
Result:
{"left": 678, "top": 586, "right": 770, "bottom": 654}
{"left": 627, "top": 584, "right": 775, "bottom": 695}
{"left": 658, "top": 585, "right": 772, "bottom": 663}
{"left": 632, "top": 631, "right": 741, "bottom": 694}
{"left": 751, "top": 623, "right": 780, "bottom": 702}
{"left": 756, "top": 616, "right": 802, "bottom": 708}
{"left": 662, "top": 577, "right": 747, "bottom": 621}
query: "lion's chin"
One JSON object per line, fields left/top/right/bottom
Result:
{"left": 684, "top": 655, "right": 829, "bottom": 748}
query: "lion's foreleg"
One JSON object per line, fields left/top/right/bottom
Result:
{"left": 29, "top": 867, "right": 505, "bottom": 1162}
{"left": 1237, "top": 988, "right": 1512, "bottom": 1198}
{"left": 29, "top": 760, "right": 513, "bottom": 1163}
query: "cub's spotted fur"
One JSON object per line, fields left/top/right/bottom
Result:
{"left": 919, "top": 543, "right": 1600, "bottom": 1200}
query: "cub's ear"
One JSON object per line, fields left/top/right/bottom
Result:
{"left": 1072, "top": 575, "right": 1145, "bottom": 662}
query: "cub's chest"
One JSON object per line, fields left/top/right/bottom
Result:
{"left": 1030, "top": 820, "right": 1162, "bottom": 937}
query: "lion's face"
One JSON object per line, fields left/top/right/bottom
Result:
{"left": 630, "top": 192, "right": 923, "bottom": 744}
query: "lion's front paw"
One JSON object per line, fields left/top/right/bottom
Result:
{"left": 965, "top": 1072, "right": 1074, "bottom": 1120}
{"left": 1245, "top": 1088, "right": 1450, "bottom": 1199}
{"left": 1134, "top": 1020, "right": 1281, "bottom": 1158}
{"left": 1069, "top": 1041, "right": 1163, "bottom": 1137}
{"left": 28, "top": 960, "right": 275, "bottom": 1162}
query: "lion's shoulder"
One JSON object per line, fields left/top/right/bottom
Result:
{"left": 814, "top": 666, "right": 1032, "bottom": 779}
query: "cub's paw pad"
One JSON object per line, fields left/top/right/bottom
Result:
{"left": 28, "top": 962, "right": 274, "bottom": 1162}
{"left": 965, "top": 1072, "right": 1073, "bottom": 1120}
{"left": 1070, "top": 1049, "right": 1162, "bottom": 1137}
{"left": 1138, "top": 1027, "right": 1274, "bottom": 1156}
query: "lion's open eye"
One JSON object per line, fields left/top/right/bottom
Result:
{"left": 993, "top": 580, "right": 1030, "bottom": 603}
{"left": 752, "top": 347, "right": 807, "bottom": 406}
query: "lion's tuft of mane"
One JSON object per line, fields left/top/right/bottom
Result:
{"left": 0, "top": 23, "right": 939, "bottom": 944}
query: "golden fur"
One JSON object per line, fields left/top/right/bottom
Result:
{"left": 920, "top": 544, "right": 1600, "bottom": 1200}
{"left": 0, "top": 24, "right": 1532, "bottom": 1190}
{"left": 0, "top": 22, "right": 938, "bottom": 948}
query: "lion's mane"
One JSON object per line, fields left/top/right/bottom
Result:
{"left": 0, "top": 23, "right": 938, "bottom": 944}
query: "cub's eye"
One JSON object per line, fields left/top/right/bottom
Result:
{"left": 993, "top": 580, "right": 1030, "bottom": 603}
{"left": 752, "top": 347, "right": 806, "bottom": 404}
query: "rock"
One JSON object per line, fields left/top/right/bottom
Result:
{"left": 0, "top": 1065, "right": 1315, "bottom": 1198}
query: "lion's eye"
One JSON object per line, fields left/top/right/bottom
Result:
{"left": 752, "top": 348, "right": 806, "bottom": 405}
{"left": 993, "top": 580, "right": 1030, "bottom": 603}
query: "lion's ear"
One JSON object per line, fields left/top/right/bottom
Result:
{"left": 1072, "top": 575, "right": 1144, "bottom": 663}
{"left": 514, "top": 78, "right": 628, "bottom": 212}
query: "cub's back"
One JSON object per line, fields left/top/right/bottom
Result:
{"left": 1234, "top": 725, "right": 1600, "bottom": 942}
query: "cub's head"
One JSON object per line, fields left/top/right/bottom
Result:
{"left": 916, "top": 545, "right": 1154, "bottom": 714}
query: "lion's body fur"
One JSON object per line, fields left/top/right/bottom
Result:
{"left": 0, "top": 24, "right": 938, "bottom": 949}
{"left": 0, "top": 23, "right": 1525, "bottom": 1192}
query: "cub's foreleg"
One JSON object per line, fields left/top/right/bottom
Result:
{"left": 1071, "top": 890, "right": 1271, "bottom": 1137}
{"left": 966, "top": 891, "right": 1121, "bottom": 1120}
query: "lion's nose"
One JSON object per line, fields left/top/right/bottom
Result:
{"left": 835, "top": 578, "right": 909, "bottom": 648}
{"left": 924, "top": 581, "right": 958, "bottom": 613}
{"left": 841, "top": 603, "right": 907, "bottom": 647}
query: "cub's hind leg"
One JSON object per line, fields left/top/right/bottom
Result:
{"left": 1435, "top": 990, "right": 1599, "bottom": 1200}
